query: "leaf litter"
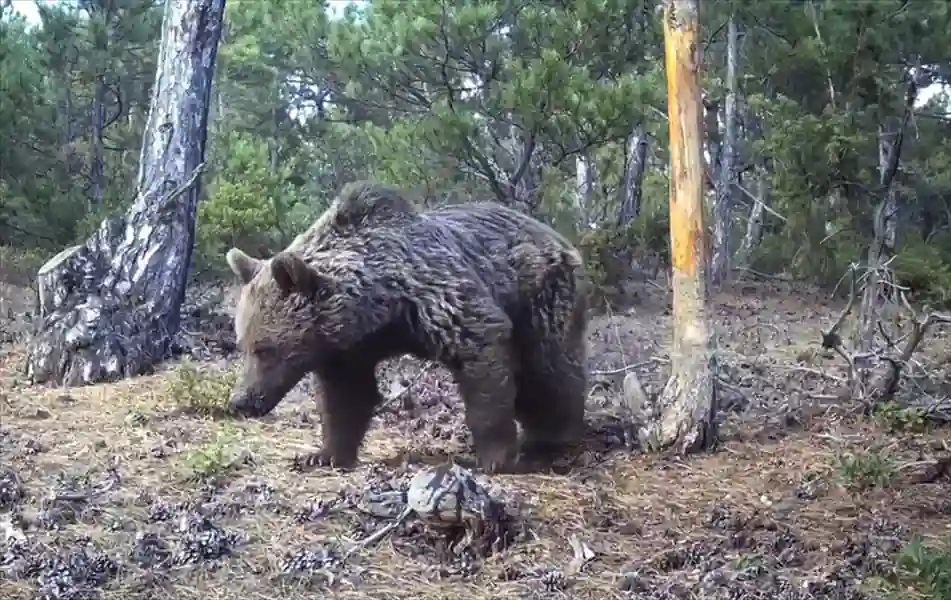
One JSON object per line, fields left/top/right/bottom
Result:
{"left": 0, "top": 280, "right": 950, "bottom": 599}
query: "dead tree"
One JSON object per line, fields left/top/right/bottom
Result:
{"left": 854, "top": 74, "right": 920, "bottom": 355}
{"left": 709, "top": 11, "right": 739, "bottom": 287}
{"left": 818, "top": 69, "right": 951, "bottom": 414}
{"left": 616, "top": 124, "right": 649, "bottom": 226}
{"left": 734, "top": 175, "right": 767, "bottom": 267}
{"left": 25, "top": 0, "right": 227, "bottom": 386}
{"left": 623, "top": 0, "right": 718, "bottom": 453}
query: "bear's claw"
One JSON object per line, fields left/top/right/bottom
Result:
{"left": 290, "top": 450, "right": 355, "bottom": 472}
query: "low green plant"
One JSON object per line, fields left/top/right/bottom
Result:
{"left": 870, "top": 536, "right": 951, "bottom": 600}
{"left": 873, "top": 401, "right": 932, "bottom": 434}
{"left": 183, "top": 423, "right": 243, "bottom": 482}
{"left": 832, "top": 450, "right": 895, "bottom": 492}
{"left": 166, "top": 358, "right": 238, "bottom": 417}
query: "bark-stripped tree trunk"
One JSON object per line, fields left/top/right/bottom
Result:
{"left": 617, "top": 124, "right": 648, "bottom": 226}
{"left": 710, "top": 12, "right": 739, "bottom": 287}
{"left": 624, "top": 0, "right": 717, "bottom": 453}
{"left": 26, "top": 0, "right": 226, "bottom": 387}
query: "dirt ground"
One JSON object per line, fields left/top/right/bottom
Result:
{"left": 2, "top": 277, "right": 951, "bottom": 600}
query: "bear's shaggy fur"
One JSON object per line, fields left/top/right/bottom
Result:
{"left": 225, "top": 181, "right": 589, "bottom": 473}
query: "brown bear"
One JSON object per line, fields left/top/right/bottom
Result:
{"left": 224, "top": 181, "right": 589, "bottom": 474}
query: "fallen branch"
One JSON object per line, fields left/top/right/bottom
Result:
{"left": 345, "top": 506, "right": 414, "bottom": 558}
{"left": 590, "top": 356, "right": 669, "bottom": 376}
{"left": 871, "top": 291, "right": 951, "bottom": 402}
{"left": 733, "top": 266, "right": 792, "bottom": 282}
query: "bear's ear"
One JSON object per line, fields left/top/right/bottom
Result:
{"left": 270, "top": 252, "right": 324, "bottom": 296}
{"left": 226, "top": 248, "right": 263, "bottom": 285}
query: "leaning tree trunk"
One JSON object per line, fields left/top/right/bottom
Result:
{"left": 623, "top": 0, "right": 717, "bottom": 454}
{"left": 854, "top": 76, "right": 919, "bottom": 357}
{"left": 26, "top": 0, "right": 226, "bottom": 387}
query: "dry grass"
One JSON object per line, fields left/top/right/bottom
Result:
{"left": 2, "top": 281, "right": 951, "bottom": 600}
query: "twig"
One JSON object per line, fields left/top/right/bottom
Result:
{"left": 769, "top": 364, "right": 847, "bottom": 384}
{"left": 590, "top": 356, "right": 669, "bottom": 376}
{"left": 566, "top": 534, "right": 596, "bottom": 575}
{"left": 345, "top": 506, "right": 415, "bottom": 559}
{"left": 872, "top": 295, "right": 951, "bottom": 401}
{"left": 733, "top": 266, "right": 791, "bottom": 281}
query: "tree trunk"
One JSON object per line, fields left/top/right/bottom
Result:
{"left": 710, "top": 12, "right": 739, "bottom": 287}
{"left": 624, "top": 0, "right": 717, "bottom": 453}
{"left": 574, "top": 152, "right": 597, "bottom": 227}
{"left": 25, "top": 0, "right": 226, "bottom": 387}
{"left": 854, "top": 77, "right": 918, "bottom": 355}
{"left": 735, "top": 174, "right": 766, "bottom": 267}
{"left": 617, "top": 124, "right": 648, "bottom": 226}
{"left": 89, "top": 74, "right": 107, "bottom": 209}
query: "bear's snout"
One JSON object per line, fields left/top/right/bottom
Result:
{"left": 226, "top": 390, "right": 274, "bottom": 418}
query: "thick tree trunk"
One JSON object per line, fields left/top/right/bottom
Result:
{"left": 617, "top": 124, "right": 648, "bottom": 226}
{"left": 25, "top": 0, "right": 226, "bottom": 387}
{"left": 624, "top": 0, "right": 717, "bottom": 453}
{"left": 710, "top": 12, "right": 739, "bottom": 287}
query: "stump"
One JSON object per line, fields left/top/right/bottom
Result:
{"left": 25, "top": 0, "right": 227, "bottom": 387}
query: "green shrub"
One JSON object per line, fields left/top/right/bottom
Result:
{"left": 166, "top": 358, "right": 238, "bottom": 417}
{"left": 891, "top": 235, "right": 951, "bottom": 309}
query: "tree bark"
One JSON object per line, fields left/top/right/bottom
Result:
{"left": 617, "top": 124, "right": 648, "bottom": 226}
{"left": 25, "top": 0, "right": 226, "bottom": 387}
{"left": 710, "top": 12, "right": 739, "bottom": 287}
{"left": 624, "top": 0, "right": 717, "bottom": 453}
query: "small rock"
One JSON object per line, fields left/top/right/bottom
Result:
{"left": 27, "top": 408, "right": 51, "bottom": 420}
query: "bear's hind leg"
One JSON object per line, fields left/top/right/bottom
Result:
{"left": 514, "top": 335, "right": 587, "bottom": 464}
{"left": 294, "top": 361, "right": 382, "bottom": 471}
{"left": 447, "top": 301, "right": 520, "bottom": 474}
{"left": 456, "top": 352, "right": 520, "bottom": 474}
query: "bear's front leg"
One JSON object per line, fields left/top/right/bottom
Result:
{"left": 294, "top": 360, "right": 382, "bottom": 471}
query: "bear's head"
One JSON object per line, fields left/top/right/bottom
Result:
{"left": 224, "top": 247, "right": 331, "bottom": 417}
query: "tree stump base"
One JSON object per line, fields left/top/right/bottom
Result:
{"left": 23, "top": 0, "right": 226, "bottom": 388}
{"left": 27, "top": 223, "right": 183, "bottom": 386}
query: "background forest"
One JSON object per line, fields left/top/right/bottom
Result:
{"left": 2, "top": 0, "right": 950, "bottom": 304}
{"left": 2, "top": 3, "right": 951, "bottom": 600}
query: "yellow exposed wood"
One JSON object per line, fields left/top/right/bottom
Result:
{"left": 663, "top": 3, "right": 704, "bottom": 278}
{"left": 624, "top": 0, "right": 717, "bottom": 455}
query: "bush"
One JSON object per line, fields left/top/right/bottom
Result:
{"left": 891, "top": 235, "right": 951, "bottom": 309}
{"left": 0, "top": 245, "right": 52, "bottom": 286}
{"left": 166, "top": 358, "right": 238, "bottom": 417}
{"left": 577, "top": 210, "right": 670, "bottom": 307}
{"left": 192, "top": 132, "right": 317, "bottom": 276}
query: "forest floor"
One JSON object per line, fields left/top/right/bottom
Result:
{"left": 2, "top": 275, "right": 951, "bottom": 600}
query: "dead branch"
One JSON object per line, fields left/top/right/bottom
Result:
{"left": 821, "top": 264, "right": 858, "bottom": 354}
{"left": 821, "top": 258, "right": 951, "bottom": 413}
{"left": 871, "top": 291, "right": 951, "bottom": 402}
{"left": 590, "top": 356, "right": 670, "bottom": 376}
{"left": 733, "top": 266, "right": 791, "bottom": 282}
